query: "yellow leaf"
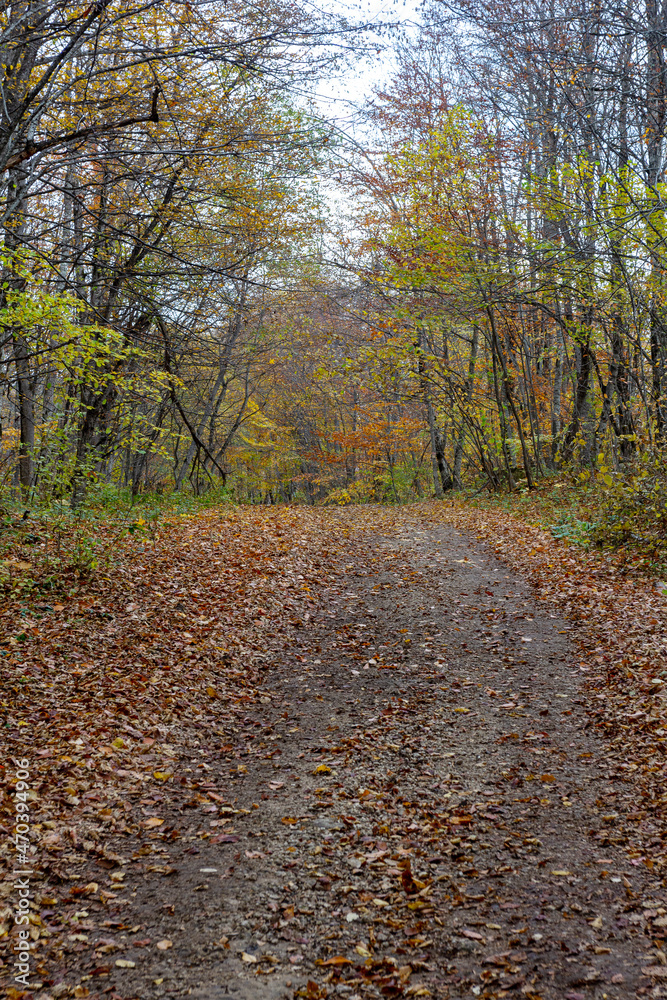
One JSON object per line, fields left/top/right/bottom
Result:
{"left": 241, "top": 952, "right": 257, "bottom": 963}
{"left": 551, "top": 870, "right": 572, "bottom": 876}
{"left": 112, "top": 738, "right": 125, "bottom": 749}
{"left": 313, "top": 764, "right": 332, "bottom": 774}
{"left": 206, "top": 686, "right": 217, "bottom": 698}
{"left": 115, "top": 959, "right": 136, "bottom": 968}
{"left": 153, "top": 771, "right": 172, "bottom": 781}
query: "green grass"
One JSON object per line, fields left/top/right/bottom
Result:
{"left": 1, "top": 480, "right": 236, "bottom": 525}
{"left": 0, "top": 481, "right": 238, "bottom": 594}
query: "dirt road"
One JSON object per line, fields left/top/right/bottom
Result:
{"left": 41, "top": 512, "right": 667, "bottom": 999}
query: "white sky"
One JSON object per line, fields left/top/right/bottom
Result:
{"left": 307, "top": 0, "right": 425, "bottom": 135}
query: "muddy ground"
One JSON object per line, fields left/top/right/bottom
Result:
{"left": 25, "top": 514, "right": 667, "bottom": 999}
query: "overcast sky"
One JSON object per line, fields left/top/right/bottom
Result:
{"left": 307, "top": 0, "right": 424, "bottom": 133}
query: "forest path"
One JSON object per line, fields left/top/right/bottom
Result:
{"left": 101, "top": 513, "right": 663, "bottom": 1000}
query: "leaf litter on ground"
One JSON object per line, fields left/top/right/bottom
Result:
{"left": 2, "top": 500, "right": 667, "bottom": 1000}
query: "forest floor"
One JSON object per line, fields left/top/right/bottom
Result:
{"left": 2, "top": 502, "right": 667, "bottom": 1000}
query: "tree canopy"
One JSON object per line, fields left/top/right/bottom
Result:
{"left": 3, "top": 0, "right": 667, "bottom": 510}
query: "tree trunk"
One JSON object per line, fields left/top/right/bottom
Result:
{"left": 560, "top": 334, "right": 593, "bottom": 463}
{"left": 453, "top": 325, "right": 479, "bottom": 488}
{"left": 12, "top": 332, "right": 35, "bottom": 496}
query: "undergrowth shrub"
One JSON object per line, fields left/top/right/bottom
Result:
{"left": 320, "top": 474, "right": 406, "bottom": 505}
{"left": 593, "top": 450, "right": 667, "bottom": 571}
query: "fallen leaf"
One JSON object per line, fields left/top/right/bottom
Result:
{"left": 401, "top": 868, "right": 419, "bottom": 894}
{"left": 156, "top": 939, "right": 173, "bottom": 950}
{"left": 461, "top": 929, "right": 485, "bottom": 941}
